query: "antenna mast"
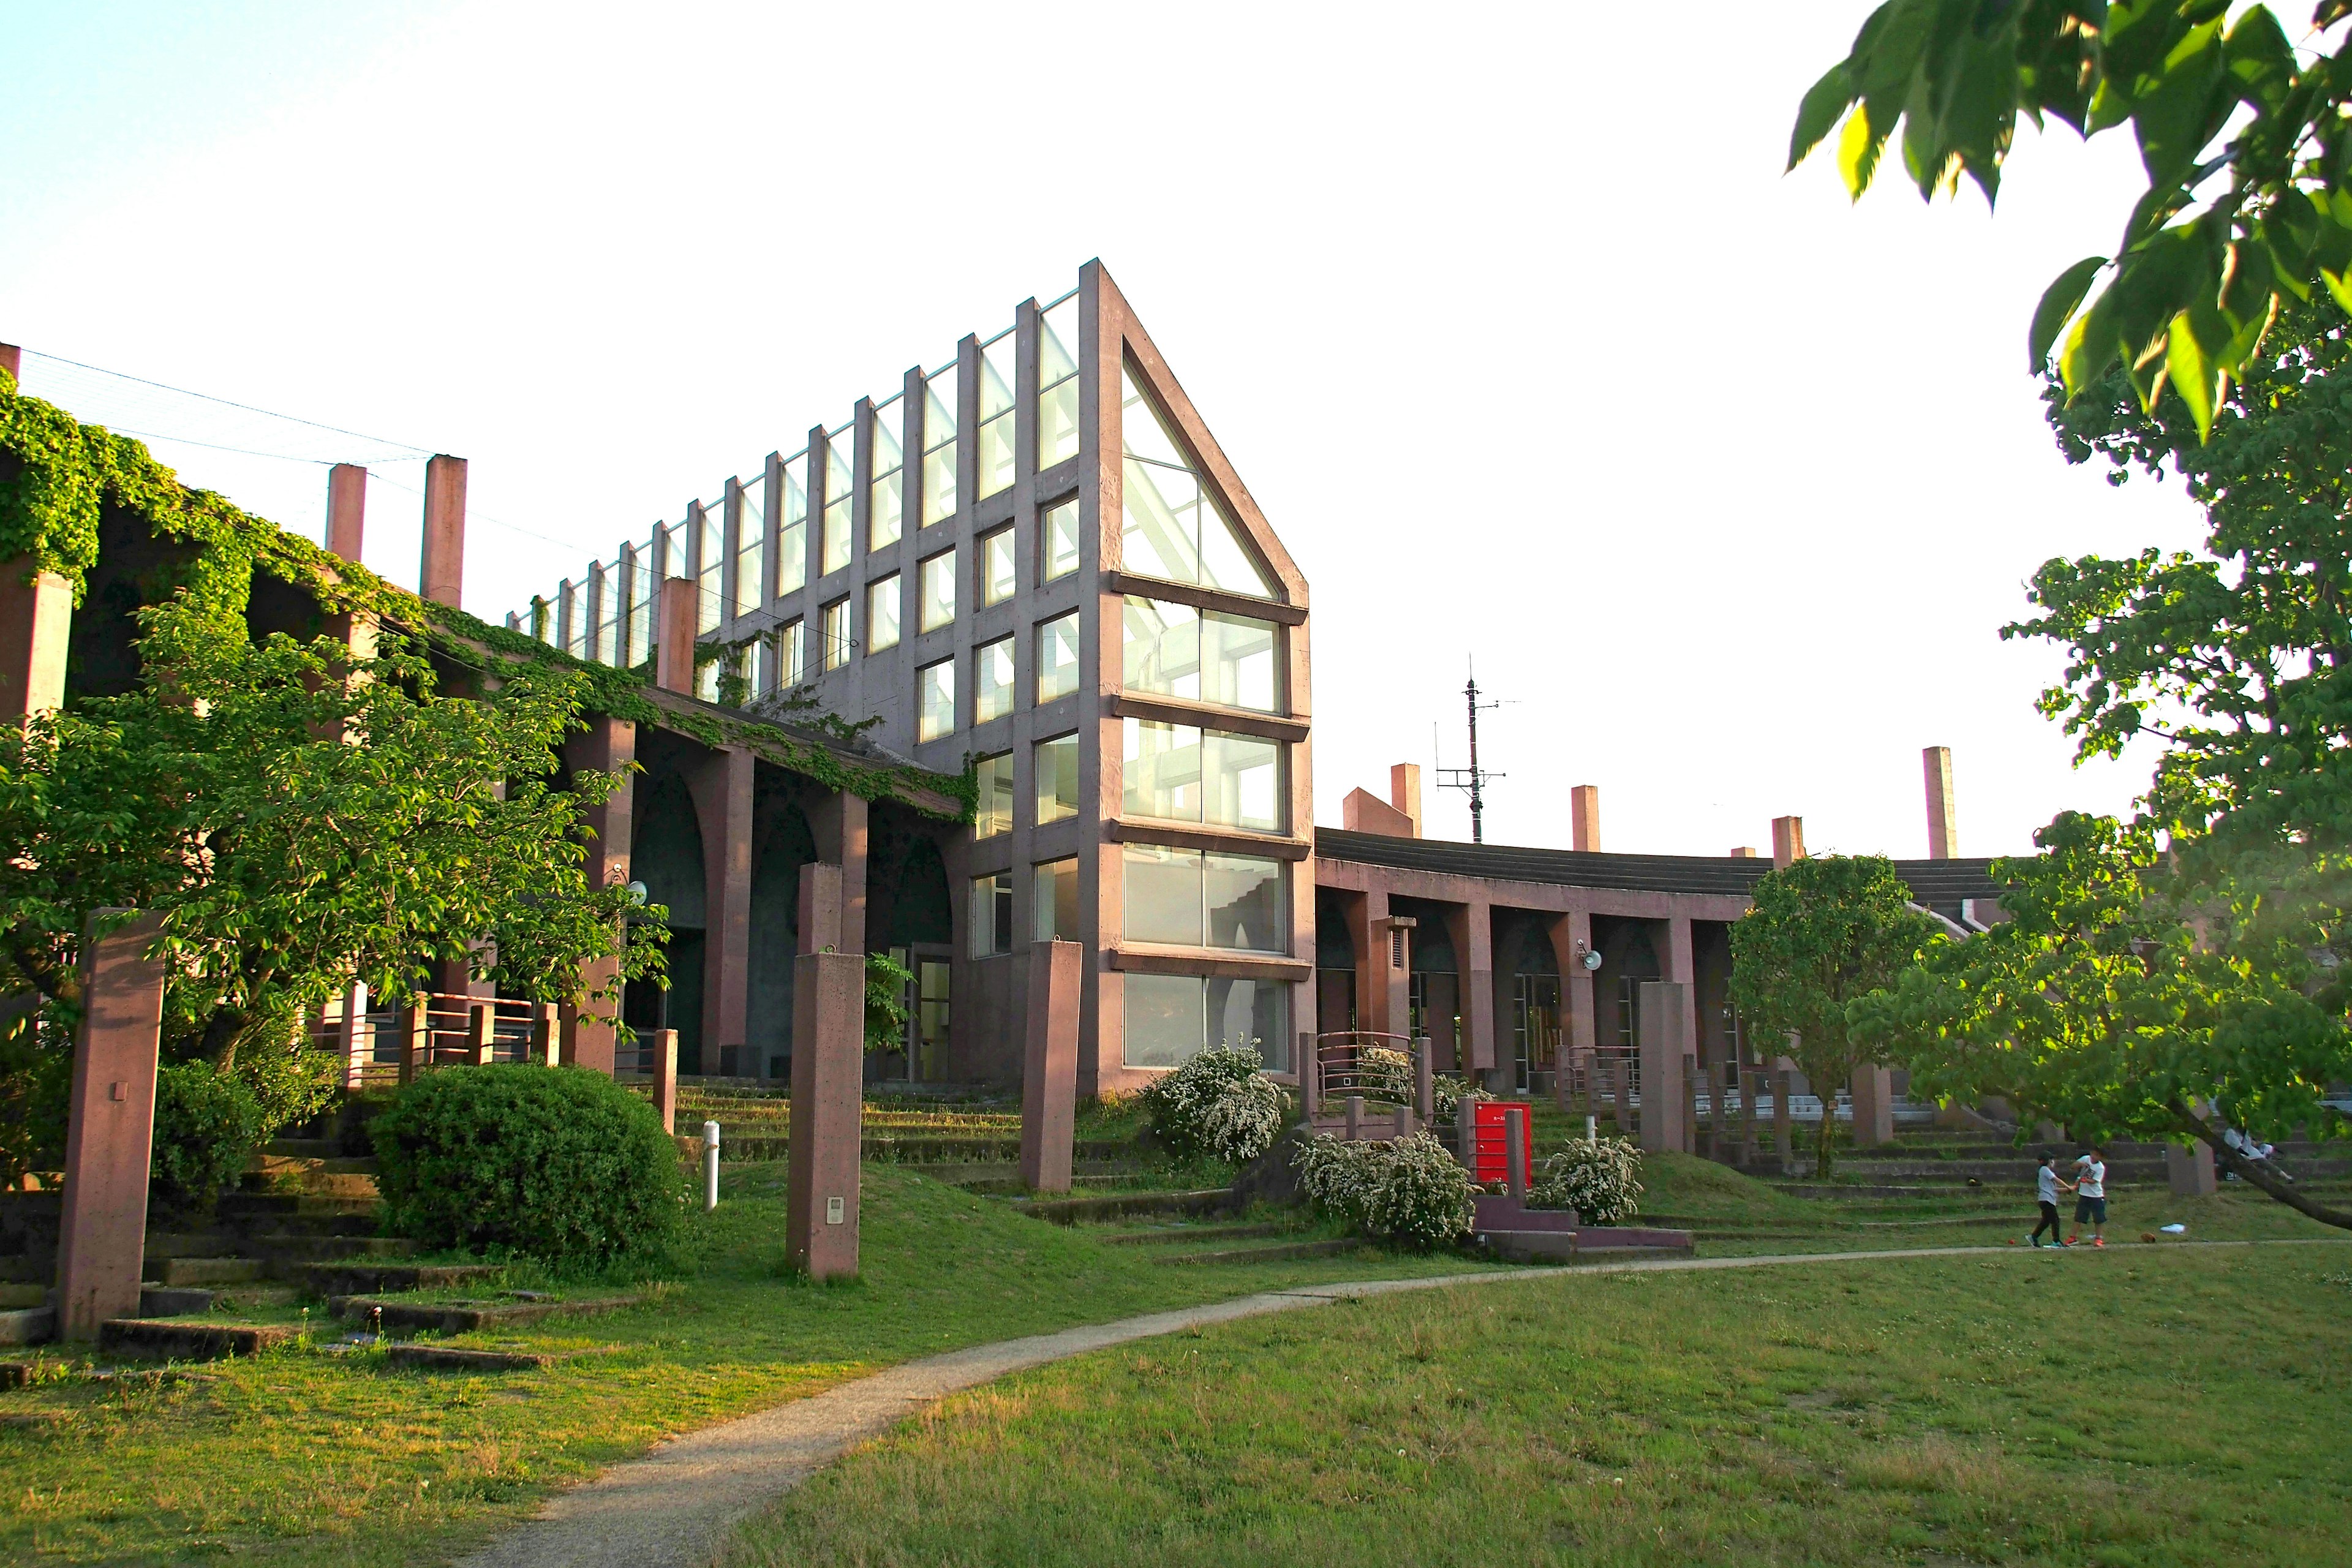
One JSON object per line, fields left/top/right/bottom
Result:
{"left": 1436, "top": 662, "right": 1506, "bottom": 843}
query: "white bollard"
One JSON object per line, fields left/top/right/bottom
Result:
{"left": 703, "top": 1118, "right": 721, "bottom": 1212}
{"left": 1586, "top": 1114, "right": 1598, "bottom": 1144}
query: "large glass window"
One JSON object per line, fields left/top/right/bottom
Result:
{"left": 867, "top": 574, "right": 900, "bottom": 652}
{"left": 1123, "top": 973, "right": 1288, "bottom": 1069}
{"left": 625, "top": 545, "right": 654, "bottom": 666}
{"left": 979, "top": 527, "right": 1016, "bottom": 606}
{"left": 1120, "top": 368, "right": 1272, "bottom": 598}
{"left": 821, "top": 426, "right": 853, "bottom": 576}
{"left": 1042, "top": 498, "right": 1080, "bottom": 582}
{"left": 1036, "top": 612, "right": 1080, "bottom": 704}
{"left": 593, "top": 565, "right": 619, "bottom": 665}
{"left": 922, "top": 367, "right": 957, "bottom": 526}
{"left": 1122, "top": 719, "right": 1281, "bottom": 834}
{"left": 1033, "top": 857, "right": 1079, "bottom": 942}
{"left": 734, "top": 477, "right": 766, "bottom": 619}
{"left": 969, "top": 872, "right": 1012, "bottom": 958}
{"left": 869, "top": 398, "right": 904, "bottom": 551}
{"left": 977, "top": 331, "right": 1016, "bottom": 500}
{"left": 1121, "top": 845, "right": 1286, "bottom": 953}
{"left": 778, "top": 453, "right": 809, "bottom": 596}
{"left": 1038, "top": 295, "right": 1080, "bottom": 469}
{"left": 917, "top": 658, "right": 954, "bottom": 742}
{"left": 974, "top": 635, "right": 1015, "bottom": 724}
{"left": 919, "top": 550, "right": 956, "bottom": 633}
{"left": 1035, "top": 733, "right": 1079, "bottom": 824}
{"left": 976, "top": 754, "right": 1014, "bottom": 838}
{"left": 777, "top": 618, "right": 805, "bottom": 687}
{"left": 693, "top": 505, "right": 723, "bottom": 633}
{"left": 1121, "top": 597, "right": 1279, "bottom": 713}
{"left": 821, "top": 597, "right": 850, "bottom": 671}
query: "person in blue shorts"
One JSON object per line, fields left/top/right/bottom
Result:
{"left": 2069, "top": 1145, "right": 2108, "bottom": 1248}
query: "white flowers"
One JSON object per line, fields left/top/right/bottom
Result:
{"left": 1293, "top": 1131, "right": 1476, "bottom": 1246}
{"left": 1142, "top": 1043, "right": 1286, "bottom": 1164}
{"left": 1529, "top": 1137, "right": 1645, "bottom": 1225}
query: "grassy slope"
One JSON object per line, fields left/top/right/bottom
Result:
{"left": 725, "top": 1242, "right": 2352, "bottom": 1568}
{"left": 0, "top": 1166, "right": 1498, "bottom": 1568}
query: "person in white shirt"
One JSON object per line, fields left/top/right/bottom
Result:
{"left": 2070, "top": 1147, "right": 2108, "bottom": 1248}
{"left": 2029, "top": 1153, "right": 2073, "bottom": 1248}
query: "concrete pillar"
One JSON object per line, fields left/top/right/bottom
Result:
{"left": 688, "top": 746, "right": 754, "bottom": 1069}
{"left": 797, "top": 862, "right": 845, "bottom": 955}
{"left": 650, "top": 1028, "right": 679, "bottom": 1134}
{"left": 1374, "top": 916, "right": 1412, "bottom": 1040}
{"left": 1547, "top": 910, "right": 1593, "bottom": 1116}
{"left": 1850, "top": 1062, "right": 1895, "bottom": 1147}
{"left": 1348, "top": 889, "right": 1392, "bottom": 1037}
{"left": 0, "top": 342, "right": 18, "bottom": 381}
{"left": 327, "top": 463, "right": 367, "bottom": 564}
{"left": 2166, "top": 1140, "right": 2217, "bottom": 1196}
{"left": 400, "top": 1000, "right": 429, "bottom": 1083}
{"left": 1389, "top": 763, "right": 1422, "bottom": 837}
{"left": 1923, "top": 746, "right": 1957, "bottom": 859}
{"left": 0, "top": 557, "right": 72, "bottom": 723}
{"left": 1570, "top": 785, "right": 1600, "bottom": 852}
{"left": 1660, "top": 916, "right": 1700, "bottom": 1068}
{"left": 1635, "top": 981, "right": 1687, "bottom": 1155}
{"left": 1019, "top": 940, "right": 1081, "bottom": 1193}
{"left": 531, "top": 1001, "right": 559, "bottom": 1066}
{"left": 559, "top": 714, "right": 635, "bottom": 1075}
{"left": 420, "top": 454, "right": 467, "bottom": 608}
{"left": 786, "top": 949, "right": 864, "bottom": 1280}
{"left": 1457, "top": 902, "right": 1496, "bottom": 1074}
{"left": 1772, "top": 816, "right": 1806, "bottom": 869}
{"left": 1731, "top": 846, "right": 1759, "bottom": 859}
{"left": 467, "top": 1003, "right": 494, "bottom": 1066}
{"left": 657, "top": 576, "right": 697, "bottom": 695}
{"left": 807, "top": 791, "right": 869, "bottom": 954}
{"left": 55, "top": 911, "right": 166, "bottom": 1339}
{"left": 335, "top": 982, "right": 370, "bottom": 1090}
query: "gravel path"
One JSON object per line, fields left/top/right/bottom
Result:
{"left": 453, "top": 1239, "right": 2336, "bottom": 1568}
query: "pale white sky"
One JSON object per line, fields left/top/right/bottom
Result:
{"left": 0, "top": 2, "right": 2199, "bottom": 859}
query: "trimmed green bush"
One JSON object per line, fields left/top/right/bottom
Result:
{"left": 1292, "top": 1131, "right": 1475, "bottom": 1247}
{"left": 1140, "top": 1045, "right": 1286, "bottom": 1164}
{"left": 372, "top": 1065, "right": 687, "bottom": 1269}
{"left": 1529, "top": 1136, "right": 1644, "bottom": 1224}
{"left": 151, "top": 1060, "right": 268, "bottom": 1212}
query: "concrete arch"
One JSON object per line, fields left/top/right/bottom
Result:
{"left": 627, "top": 768, "right": 707, "bottom": 1066}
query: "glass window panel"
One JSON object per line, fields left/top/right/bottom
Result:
{"left": 823, "top": 429, "right": 853, "bottom": 575}
{"left": 1035, "top": 733, "right": 1080, "bottom": 824}
{"left": 1204, "top": 730, "right": 1282, "bottom": 833}
{"left": 1038, "top": 297, "right": 1081, "bottom": 469}
{"left": 1122, "top": 597, "right": 1200, "bottom": 702}
{"left": 1121, "top": 843, "right": 1204, "bottom": 947}
{"left": 594, "top": 567, "right": 619, "bottom": 665}
{"left": 693, "top": 507, "right": 722, "bottom": 633}
{"left": 968, "top": 873, "right": 1012, "bottom": 958}
{"left": 1208, "top": 976, "right": 1287, "bottom": 1064}
{"left": 978, "top": 334, "right": 1017, "bottom": 420}
{"left": 1198, "top": 502, "right": 1273, "bottom": 599}
{"left": 977, "top": 335, "right": 1017, "bottom": 500}
{"left": 979, "top": 527, "right": 1016, "bottom": 605}
{"left": 822, "top": 598, "right": 850, "bottom": 670}
{"left": 975, "top": 754, "right": 1014, "bottom": 838}
{"left": 1033, "top": 856, "right": 1079, "bottom": 943}
{"left": 1042, "top": 499, "right": 1080, "bottom": 582}
{"left": 1123, "top": 718, "right": 1202, "bottom": 824}
{"left": 1208, "top": 612, "right": 1278, "bottom": 712}
{"left": 974, "top": 635, "right": 1015, "bottom": 724}
{"left": 1120, "top": 368, "right": 1272, "bottom": 598}
{"left": 917, "top": 658, "right": 955, "bottom": 742}
{"left": 777, "top": 619, "right": 805, "bottom": 686}
{"left": 1121, "top": 973, "right": 1207, "bottom": 1069}
{"left": 1204, "top": 853, "right": 1285, "bottom": 951}
{"left": 869, "top": 401, "right": 903, "bottom": 551}
{"left": 1035, "top": 612, "right": 1080, "bottom": 704}
{"left": 1039, "top": 298, "right": 1080, "bottom": 385}
{"left": 919, "top": 550, "right": 956, "bottom": 633}
{"left": 977, "top": 413, "right": 1014, "bottom": 500}
{"left": 562, "top": 584, "right": 586, "bottom": 658}
{"left": 627, "top": 549, "right": 653, "bottom": 666}
{"left": 922, "top": 372, "right": 957, "bottom": 526}
{"left": 778, "top": 454, "right": 809, "bottom": 595}
{"left": 867, "top": 575, "right": 900, "bottom": 652}
{"left": 734, "top": 480, "right": 766, "bottom": 619}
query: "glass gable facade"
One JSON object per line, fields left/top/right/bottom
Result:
{"left": 1120, "top": 367, "right": 1271, "bottom": 598}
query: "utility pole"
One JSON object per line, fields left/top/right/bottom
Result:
{"left": 1436, "top": 663, "right": 1506, "bottom": 843}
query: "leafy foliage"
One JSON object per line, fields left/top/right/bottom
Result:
{"left": 1728, "top": 856, "right": 1946, "bottom": 1177}
{"left": 1140, "top": 1045, "right": 1287, "bottom": 1164}
{"left": 1292, "top": 1131, "right": 1476, "bottom": 1247}
{"left": 371, "top": 1065, "right": 688, "bottom": 1269}
{"left": 864, "top": 951, "right": 913, "bottom": 1058}
{"left": 1528, "top": 1137, "right": 1645, "bottom": 1226}
{"left": 1793, "top": 2, "right": 2352, "bottom": 436}
{"left": 148, "top": 1060, "right": 269, "bottom": 1213}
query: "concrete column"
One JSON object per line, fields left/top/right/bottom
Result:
{"left": 467, "top": 1003, "right": 494, "bottom": 1066}
{"left": 1660, "top": 916, "right": 1700, "bottom": 1068}
{"left": 808, "top": 791, "right": 869, "bottom": 954}
{"left": 559, "top": 714, "right": 634, "bottom": 1075}
{"left": 650, "top": 1028, "right": 679, "bottom": 1134}
{"left": 336, "top": 982, "right": 369, "bottom": 1089}
{"left": 1570, "top": 785, "right": 1600, "bottom": 852}
{"left": 798, "top": 861, "right": 845, "bottom": 954}
{"left": 1020, "top": 940, "right": 1081, "bottom": 1193}
{"left": 688, "top": 746, "right": 753, "bottom": 1069}
{"left": 1457, "top": 902, "right": 1496, "bottom": 1074}
{"left": 1772, "top": 816, "right": 1806, "bottom": 868}
{"left": 420, "top": 454, "right": 467, "bottom": 608}
{"left": 1348, "top": 888, "right": 1391, "bottom": 1036}
{"left": 1373, "top": 917, "right": 1413, "bottom": 1041}
{"left": 1635, "top": 981, "right": 1687, "bottom": 1155}
{"left": 2166, "top": 1139, "right": 2217, "bottom": 1196}
{"left": 1389, "top": 763, "right": 1422, "bottom": 836}
{"left": 1850, "top": 1062, "right": 1895, "bottom": 1147}
{"left": 657, "top": 576, "right": 698, "bottom": 695}
{"left": 55, "top": 911, "right": 166, "bottom": 1339}
{"left": 787, "top": 949, "right": 864, "bottom": 1280}
{"left": 1547, "top": 910, "right": 1594, "bottom": 1115}
{"left": 1923, "top": 746, "right": 1957, "bottom": 859}
{"left": 327, "top": 464, "right": 367, "bottom": 564}
{"left": 0, "top": 556, "right": 72, "bottom": 723}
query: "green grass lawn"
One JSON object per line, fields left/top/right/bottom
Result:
{"left": 0, "top": 1166, "right": 1499, "bottom": 1567}
{"left": 723, "top": 1240, "right": 2352, "bottom": 1568}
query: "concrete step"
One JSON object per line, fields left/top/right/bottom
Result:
{"left": 100, "top": 1317, "right": 292, "bottom": 1360}
{"left": 329, "top": 1290, "right": 646, "bottom": 1336}
{"left": 0, "top": 1282, "right": 47, "bottom": 1309}
{"left": 294, "top": 1262, "right": 504, "bottom": 1298}
{"left": 1098, "top": 1222, "right": 1287, "bottom": 1248}
{"left": 244, "top": 1234, "right": 418, "bottom": 1272}
{"left": 138, "top": 1286, "right": 217, "bottom": 1316}
{"left": 1021, "top": 1188, "right": 1238, "bottom": 1226}
{"left": 153, "top": 1256, "right": 268, "bottom": 1287}
{"left": 1152, "top": 1238, "right": 1362, "bottom": 1266}
{"left": 0, "top": 1305, "right": 55, "bottom": 1346}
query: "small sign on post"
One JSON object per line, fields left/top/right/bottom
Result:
{"left": 703, "top": 1118, "right": 720, "bottom": 1212}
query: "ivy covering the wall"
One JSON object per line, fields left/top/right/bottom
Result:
{"left": 0, "top": 368, "right": 975, "bottom": 821}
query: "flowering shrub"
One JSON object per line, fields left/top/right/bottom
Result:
{"left": 1141, "top": 1044, "right": 1286, "bottom": 1164}
{"left": 1431, "top": 1074, "right": 1489, "bottom": 1121}
{"left": 1357, "top": 1046, "right": 1414, "bottom": 1104}
{"left": 1529, "top": 1136, "right": 1644, "bottom": 1225}
{"left": 1293, "top": 1131, "right": 1475, "bottom": 1247}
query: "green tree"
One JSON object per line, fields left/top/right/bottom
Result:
{"left": 1728, "top": 856, "right": 1946, "bottom": 1177}
{"left": 1793, "top": 1, "right": 2352, "bottom": 435}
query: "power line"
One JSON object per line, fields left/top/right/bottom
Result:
{"left": 21, "top": 349, "right": 432, "bottom": 457}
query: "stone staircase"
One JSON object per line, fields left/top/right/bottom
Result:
{"left": 1723, "top": 1128, "right": 2352, "bottom": 1201}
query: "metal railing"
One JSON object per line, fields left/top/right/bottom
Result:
{"left": 309, "top": 992, "right": 557, "bottom": 1089}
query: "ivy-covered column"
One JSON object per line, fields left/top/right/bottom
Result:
{"left": 560, "top": 713, "right": 635, "bottom": 1074}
